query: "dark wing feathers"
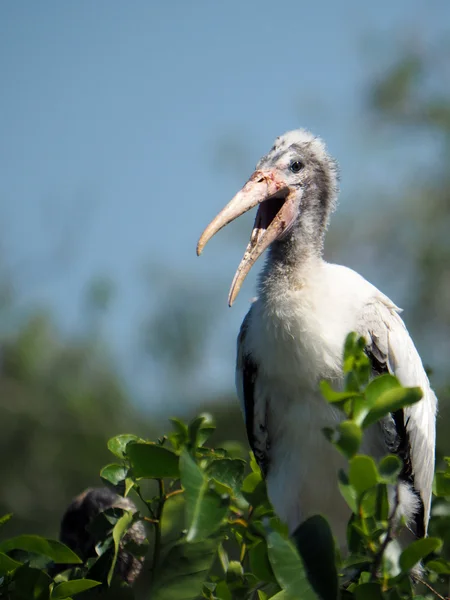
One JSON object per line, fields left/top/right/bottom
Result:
{"left": 361, "top": 299, "right": 434, "bottom": 538}
{"left": 237, "top": 311, "right": 270, "bottom": 477}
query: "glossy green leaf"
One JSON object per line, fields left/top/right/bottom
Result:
{"left": 349, "top": 456, "right": 379, "bottom": 495}
{"left": 107, "top": 434, "right": 142, "bottom": 459}
{"left": 241, "top": 472, "right": 269, "bottom": 507}
{"left": 365, "top": 374, "right": 400, "bottom": 403}
{"left": 292, "top": 515, "right": 338, "bottom": 600}
{"left": 0, "top": 551, "right": 22, "bottom": 574}
{"left": 399, "top": 537, "right": 442, "bottom": 572}
{"left": 127, "top": 442, "right": 179, "bottom": 479}
{"left": 354, "top": 582, "right": 384, "bottom": 600}
{"left": 206, "top": 459, "right": 246, "bottom": 493}
{"left": 0, "top": 535, "right": 81, "bottom": 564}
{"left": 100, "top": 463, "right": 128, "bottom": 486}
{"left": 379, "top": 455, "right": 403, "bottom": 483}
{"left": 107, "top": 510, "right": 134, "bottom": 585}
{"left": 249, "top": 540, "right": 275, "bottom": 583}
{"left": 362, "top": 387, "right": 422, "bottom": 428}
{"left": 329, "top": 420, "right": 362, "bottom": 459}
{"left": 267, "top": 531, "right": 319, "bottom": 600}
{"left": 51, "top": 579, "right": 101, "bottom": 599}
{"left": 150, "top": 537, "right": 219, "bottom": 600}
{"left": 180, "top": 450, "right": 229, "bottom": 542}
{"left": 320, "top": 380, "right": 360, "bottom": 404}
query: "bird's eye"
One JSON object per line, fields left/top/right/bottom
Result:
{"left": 289, "top": 160, "right": 304, "bottom": 174}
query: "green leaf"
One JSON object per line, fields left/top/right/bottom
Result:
{"left": 266, "top": 531, "right": 319, "bottom": 600}
{"left": 426, "top": 558, "right": 450, "bottom": 574}
{"left": 399, "top": 537, "right": 442, "bottom": 572}
{"left": 188, "top": 416, "right": 207, "bottom": 447}
{"left": 107, "top": 434, "right": 142, "bottom": 459}
{"left": 0, "top": 535, "right": 81, "bottom": 564}
{"left": 433, "top": 472, "right": 450, "bottom": 496}
{"left": 349, "top": 456, "right": 379, "bottom": 496}
{"left": 107, "top": 510, "right": 134, "bottom": 585}
{"left": 150, "top": 537, "right": 219, "bottom": 600}
{"left": 180, "top": 450, "right": 229, "bottom": 542}
{"left": 362, "top": 387, "right": 422, "bottom": 428}
{"left": 354, "top": 582, "right": 384, "bottom": 600}
{"left": 269, "top": 592, "right": 299, "bottom": 600}
{"left": 249, "top": 540, "right": 275, "bottom": 583}
{"left": 198, "top": 427, "right": 216, "bottom": 446}
{"left": 215, "top": 580, "right": 232, "bottom": 600}
{"left": 0, "top": 550, "right": 22, "bottom": 574}
{"left": 51, "top": 579, "right": 101, "bottom": 599}
{"left": 13, "top": 565, "right": 52, "bottom": 600}
{"left": 325, "top": 421, "right": 362, "bottom": 459}
{"left": 127, "top": 442, "right": 179, "bottom": 479}
{"left": 379, "top": 455, "right": 402, "bottom": 483}
{"left": 170, "top": 417, "right": 189, "bottom": 438}
{"left": 320, "top": 380, "right": 360, "bottom": 404}
{"left": 360, "top": 484, "right": 389, "bottom": 520}
{"left": 292, "top": 515, "right": 338, "bottom": 600}
{"left": 206, "top": 459, "right": 246, "bottom": 494}
{"left": 241, "top": 472, "right": 269, "bottom": 507}
{"left": 100, "top": 463, "right": 128, "bottom": 487}
{"left": 365, "top": 374, "right": 400, "bottom": 402}
{"left": 338, "top": 469, "right": 358, "bottom": 513}
{"left": 0, "top": 513, "right": 13, "bottom": 527}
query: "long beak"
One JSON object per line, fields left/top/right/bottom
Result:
{"left": 197, "top": 170, "right": 294, "bottom": 306}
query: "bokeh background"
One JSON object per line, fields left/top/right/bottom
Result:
{"left": 1, "top": 0, "right": 450, "bottom": 541}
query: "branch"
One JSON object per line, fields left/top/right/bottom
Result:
{"left": 371, "top": 484, "right": 400, "bottom": 580}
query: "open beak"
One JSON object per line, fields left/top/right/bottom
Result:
{"left": 197, "top": 170, "right": 295, "bottom": 306}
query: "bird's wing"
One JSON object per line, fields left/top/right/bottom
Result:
{"left": 236, "top": 308, "right": 270, "bottom": 477}
{"left": 358, "top": 295, "right": 437, "bottom": 535}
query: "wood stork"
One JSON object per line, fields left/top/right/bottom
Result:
{"left": 197, "top": 129, "right": 437, "bottom": 550}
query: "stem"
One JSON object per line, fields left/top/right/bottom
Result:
{"left": 371, "top": 484, "right": 400, "bottom": 581}
{"left": 414, "top": 576, "right": 446, "bottom": 600}
{"left": 165, "top": 488, "right": 184, "bottom": 500}
{"left": 135, "top": 484, "right": 156, "bottom": 520}
{"left": 142, "top": 516, "right": 159, "bottom": 525}
{"left": 150, "top": 479, "right": 165, "bottom": 586}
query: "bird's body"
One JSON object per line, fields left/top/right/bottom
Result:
{"left": 237, "top": 257, "right": 435, "bottom": 546}
{"left": 197, "top": 129, "right": 437, "bottom": 549}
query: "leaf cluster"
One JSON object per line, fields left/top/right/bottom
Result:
{"left": 1, "top": 334, "right": 450, "bottom": 599}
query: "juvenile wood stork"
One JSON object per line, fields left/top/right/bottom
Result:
{"left": 197, "top": 130, "right": 437, "bottom": 549}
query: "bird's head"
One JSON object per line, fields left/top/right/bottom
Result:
{"left": 197, "top": 129, "right": 339, "bottom": 305}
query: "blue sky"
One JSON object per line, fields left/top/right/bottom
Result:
{"left": 1, "top": 1, "right": 448, "bottom": 411}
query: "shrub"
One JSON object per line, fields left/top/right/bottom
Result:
{"left": 1, "top": 334, "right": 449, "bottom": 599}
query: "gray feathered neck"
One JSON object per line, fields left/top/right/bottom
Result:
{"left": 257, "top": 129, "right": 339, "bottom": 294}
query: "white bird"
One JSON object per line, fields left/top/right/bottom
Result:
{"left": 197, "top": 130, "right": 437, "bottom": 550}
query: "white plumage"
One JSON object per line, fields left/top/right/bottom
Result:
{"left": 198, "top": 129, "right": 437, "bottom": 550}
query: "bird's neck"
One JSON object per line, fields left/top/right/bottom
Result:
{"left": 257, "top": 217, "right": 326, "bottom": 299}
